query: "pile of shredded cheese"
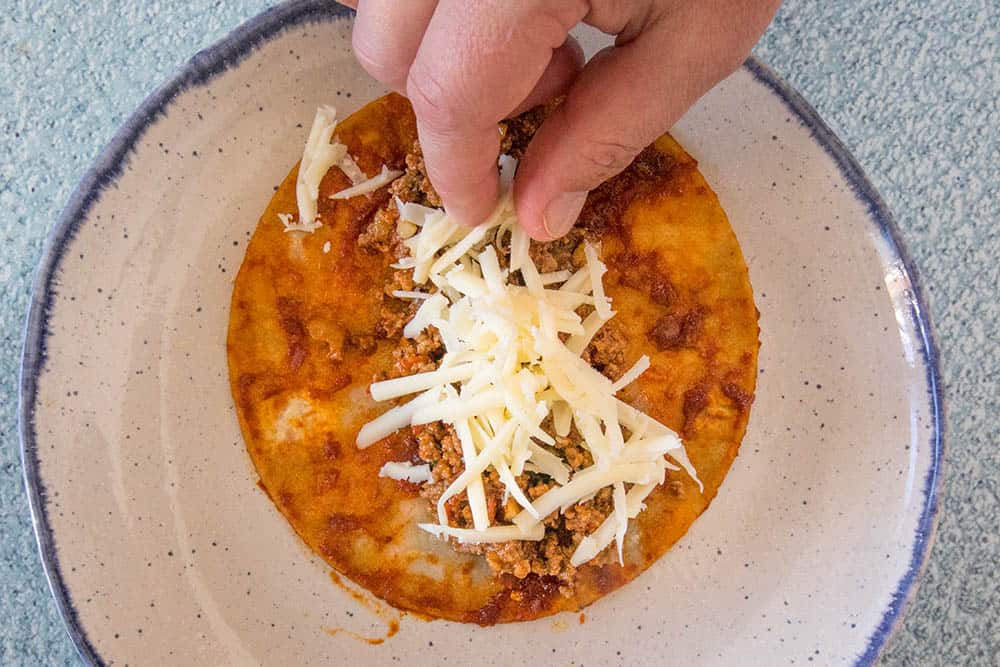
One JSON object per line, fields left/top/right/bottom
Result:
{"left": 348, "top": 153, "right": 701, "bottom": 568}
{"left": 279, "top": 106, "right": 401, "bottom": 233}
{"left": 284, "top": 105, "right": 701, "bottom": 568}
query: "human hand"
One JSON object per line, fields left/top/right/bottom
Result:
{"left": 338, "top": 1, "right": 781, "bottom": 239}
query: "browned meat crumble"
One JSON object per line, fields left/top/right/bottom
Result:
{"left": 357, "top": 205, "right": 400, "bottom": 255}
{"left": 358, "top": 104, "right": 629, "bottom": 593}
{"left": 498, "top": 101, "right": 555, "bottom": 159}
{"left": 388, "top": 140, "right": 442, "bottom": 208}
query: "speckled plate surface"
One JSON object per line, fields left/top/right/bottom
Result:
{"left": 19, "top": 2, "right": 942, "bottom": 665}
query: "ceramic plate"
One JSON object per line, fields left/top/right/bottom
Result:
{"left": 20, "top": 2, "right": 942, "bottom": 665}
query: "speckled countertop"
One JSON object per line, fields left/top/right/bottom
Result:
{"left": 1, "top": 1, "right": 996, "bottom": 665}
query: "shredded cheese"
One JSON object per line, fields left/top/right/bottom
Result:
{"left": 611, "top": 355, "right": 651, "bottom": 393}
{"left": 279, "top": 212, "right": 322, "bottom": 234}
{"left": 291, "top": 105, "right": 343, "bottom": 232}
{"left": 282, "top": 106, "right": 400, "bottom": 234}
{"left": 379, "top": 461, "right": 433, "bottom": 484}
{"left": 355, "top": 155, "right": 699, "bottom": 564}
{"left": 329, "top": 165, "right": 404, "bottom": 200}
{"left": 339, "top": 153, "right": 366, "bottom": 185}
{"left": 570, "top": 482, "right": 656, "bottom": 567}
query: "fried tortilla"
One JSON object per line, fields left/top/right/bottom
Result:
{"left": 227, "top": 93, "right": 759, "bottom": 624}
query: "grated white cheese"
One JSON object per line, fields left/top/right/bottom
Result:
{"left": 379, "top": 461, "right": 433, "bottom": 484}
{"left": 584, "top": 242, "right": 613, "bottom": 320}
{"left": 284, "top": 106, "right": 402, "bottom": 234}
{"left": 611, "top": 355, "right": 651, "bottom": 393}
{"left": 390, "top": 289, "right": 431, "bottom": 301}
{"left": 356, "top": 388, "right": 441, "bottom": 448}
{"left": 339, "top": 153, "right": 367, "bottom": 186}
{"left": 369, "top": 362, "right": 480, "bottom": 402}
{"left": 279, "top": 212, "right": 323, "bottom": 234}
{"left": 612, "top": 481, "right": 627, "bottom": 563}
{"left": 355, "top": 155, "right": 699, "bottom": 561}
{"left": 329, "top": 164, "right": 404, "bottom": 200}
{"left": 570, "top": 482, "right": 656, "bottom": 567}
{"left": 292, "top": 105, "right": 344, "bottom": 232}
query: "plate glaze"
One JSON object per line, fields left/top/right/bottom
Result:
{"left": 20, "top": 2, "right": 942, "bottom": 665}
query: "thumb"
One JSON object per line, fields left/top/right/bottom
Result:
{"left": 514, "top": 0, "right": 778, "bottom": 240}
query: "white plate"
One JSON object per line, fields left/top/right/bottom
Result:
{"left": 20, "top": 2, "right": 942, "bottom": 665}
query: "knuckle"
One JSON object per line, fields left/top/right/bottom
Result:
{"left": 577, "top": 138, "right": 641, "bottom": 179}
{"left": 584, "top": 0, "right": 631, "bottom": 34}
{"left": 405, "top": 63, "right": 456, "bottom": 127}
{"left": 352, "top": 35, "right": 407, "bottom": 89}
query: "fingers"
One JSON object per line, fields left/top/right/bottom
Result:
{"left": 351, "top": 0, "right": 438, "bottom": 92}
{"left": 509, "top": 37, "right": 585, "bottom": 117}
{"left": 346, "top": 0, "right": 779, "bottom": 235}
{"left": 513, "top": 36, "right": 676, "bottom": 241}
{"left": 406, "top": 0, "right": 588, "bottom": 225}
{"left": 514, "top": 0, "right": 782, "bottom": 240}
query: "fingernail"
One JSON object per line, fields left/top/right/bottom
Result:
{"left": 542, "top": 191, "right": 588, "bottom": 239}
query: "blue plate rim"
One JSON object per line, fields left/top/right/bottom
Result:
{"left": 740, "top": 58, "right": 944, "bottom": 665}
{"left": 17, "top": 2, "right": 944, "bottom": 666}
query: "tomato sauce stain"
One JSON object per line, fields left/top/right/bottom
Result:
{"left": 325, "top": 571, "right": 401, "bottom": 644}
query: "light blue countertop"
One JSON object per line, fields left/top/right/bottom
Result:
{"left": 1, "top": 1, "right": 996, "bottom": 664}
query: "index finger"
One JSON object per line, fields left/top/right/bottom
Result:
{"left": 406, "top": 0, "right": 587, "bottom": 225}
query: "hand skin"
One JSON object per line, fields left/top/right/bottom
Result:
{"left": 337, "top": 0, "right": 781, "bottom": 240}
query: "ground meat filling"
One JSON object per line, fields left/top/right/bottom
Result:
{"left": 357, "top": 105, "right": 629, "bottom": 593}
{"left": 582, "top": 323, "right": 627, "bottom": 380}
{"left": 357, "top": 205, "right": 403, "bottom": 256}
{"left": 389, "top": 140, "right": 442, "bottom": 208}
{"left": 528, "top": 225, "right": 589, "bottom": 273}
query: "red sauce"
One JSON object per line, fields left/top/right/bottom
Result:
{"left": 722, "top": 382, "right": 754, "bottom": 411}
{"left": 647, "top": 308, "right": 704, "bottom": 350}
{"left": 464, "top": 590, "right": 504, "bottom": 626}
{"left": 322, "top": 437, "right": 342, "bottom": 460}
{"left": 462, "top": 574, "right": 565, "bottom": 626}
{"left": 327, "top": 514, "right": 366, "bottom": 533}
{"left": 310, "top": 372, "right": 353, "bottom": 398}
{"left": 325, "top": 571, "right": 401, "bottom": 644}
{"left": 682, "top": 383, "right": 710, "bottom": 436}
{"left": 577, "top": 146, "right": 676, "bottom": 236}
{"left": 276, "top": 298, "right": 308, "bottom": 371}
